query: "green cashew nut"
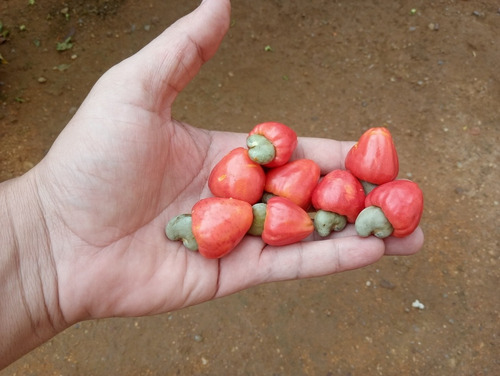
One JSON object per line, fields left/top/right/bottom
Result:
{"left": 314, "top": 209, "right": 347, "bottom": 237}
{"left": 165, "top": 214, "right": 198, "bottom": 251}
{"left": 355, "top": 206, "right": 394, "bottom": 238}
{"left": 248, "top": 203, "right": 267, "bottom": 236}
{"left": 246, "top": 134, "right": 276, "bottom": 164}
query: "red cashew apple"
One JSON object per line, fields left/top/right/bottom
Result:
{"left": 166, "top": 197, "right": 253, "bottom": 259}
{"left": 264, "top": 159, "right": 321, "bottom": 210}
{"left": 345, "top": 127, "right": 399, "bottom": 186}
{"left": 355, "top": 179, "right": 424, "bottom": 238}
{"left": 246, "top": 122, "right": 298, "bottom": 168}
{"left": 166, "top": 123, "right": 424, "bottom": 256}
{"left": 311, "top": 169, "right": 365, "bottom": 236}
{"left": 260, "top": 197, "right": 314, "bottom": 246}
{"left": 208, "top": 147, "right": 266, "bottom": 204}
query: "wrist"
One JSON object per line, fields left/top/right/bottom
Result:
{"left": 0, "top": 172, "right": 66, "bottom": 369}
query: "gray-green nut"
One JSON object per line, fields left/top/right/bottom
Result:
{"left": 313, "top": 210, "right": 347, "bottom": 237}
{"left": 354, "top": 206, "right": 394, "bottom": 238}
{"left": 246, "top": 134, "right": 276, "bottom": 165}
{"left": 165, "top": 214, "right": 198, "bottom": 251}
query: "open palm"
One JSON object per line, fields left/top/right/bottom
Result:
{"left": 32, "top": 0, "right": 423, "bottom": 326}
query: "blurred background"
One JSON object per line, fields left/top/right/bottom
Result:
{"left": 1, "top": 0, "right": 498, "bottom": 374}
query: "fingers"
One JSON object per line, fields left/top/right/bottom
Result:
{"left": 136, "top": 0, "right": 231, "bottom": 110}
{"left": 384, "top": 226, "right": 424, "bottom": 256}
{"left": 325, "top": 224, "right": 424, "bottom": 256}
{"left": 260, "top": 236, "right": 386, "bottom": 280}
{"left": 216, "top": 235, "right": 385, "bottom": 297}
{"left": 293, "top": 137, "right": 355, "bottom": 175}
{"left": 93, "top": 0, "right": 231, "bottom": 113}
{"left": 216, "top": 224, "right": 423, "bottom": 298}
{"left": 207, "top": 129, "right": 356, "bottom": 175}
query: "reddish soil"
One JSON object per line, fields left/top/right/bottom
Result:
{"left": 1, "top": 0, "right": 498, "bottom": 375}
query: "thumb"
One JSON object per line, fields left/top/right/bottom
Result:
{"left": 107, "top": 0, "right": 231, "bottom": 112}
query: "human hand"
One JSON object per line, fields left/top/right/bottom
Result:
{"left": 27, "top": 0, "right": 423, "bottom": 328}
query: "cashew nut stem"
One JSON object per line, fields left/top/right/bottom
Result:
{"left": 355, "top": 206, "right": 394, "bottom": 238}
{"left": 165, "top": 214, "right": 198, "bottom": 251}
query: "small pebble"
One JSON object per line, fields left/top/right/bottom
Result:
{"left": 380, "top": 279, "right": 396, "bottom": 290}
{"left": 469, "top": 126, "right": 480, "bottom": 135}
{"left": 193, "top": 334, "right": 203, "bottom": 342}
{"left": 38, "top": 77, "right": 47, "bottom": 83}
{"left": 412, "top": 299, "right": 425, "bottom": 310}
{"left": 428, "top": 23, "right": 440, "bottom": 31}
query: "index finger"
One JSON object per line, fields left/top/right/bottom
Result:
{"left": 293, "top": 137, "right": 355, "bottom": 175}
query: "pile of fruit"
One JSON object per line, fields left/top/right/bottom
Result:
{"left": 166, "top": 122, "right": 424, "bottom": 259}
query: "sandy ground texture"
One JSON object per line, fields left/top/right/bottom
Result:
{"left": 1, "top": 0, "right": 499, "bottom": 375}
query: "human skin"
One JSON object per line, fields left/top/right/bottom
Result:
{"left": 0, "top": 0, "right": 423, "bottom": 369}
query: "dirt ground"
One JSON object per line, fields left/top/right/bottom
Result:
{"left": 1, "top": 0, "right": 499, "bottom": 375}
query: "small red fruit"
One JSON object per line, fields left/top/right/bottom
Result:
{"left": 355, "top": 179, "right": 424, "bottom": 238}
{"left": 311, "top": 169, "right": 365, "bottom": 236}
{"left": 345, "top": 127, "right": 399, "bottom": 185}
{"left": 192, "top": 197, "right": 253, "bottom": 258}
{"left": 208, "top": 147, "right": 266, "bottom": 204}
{"left": 261, "top": 197, "right": 314, "bottom": 246}
{"left": 311, "top": 169, "right": 365, "bottom": 223}
{"left": 265, "top": 159, "right": 320, "bottom": 210}
{"left": 247, "top": 122, "right": 298, "bottom": 168}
